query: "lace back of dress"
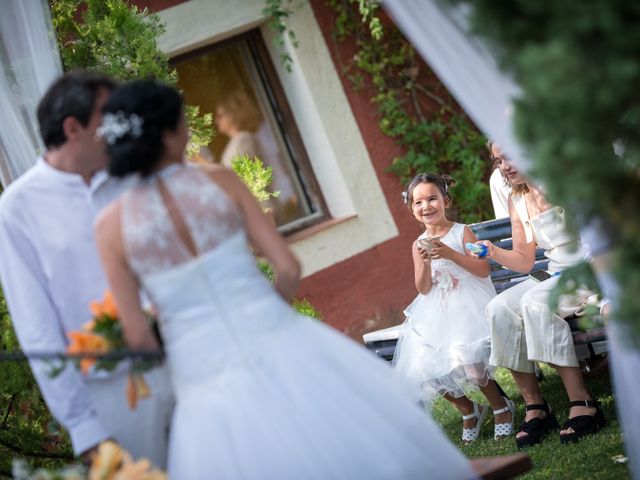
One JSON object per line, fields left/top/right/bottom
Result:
{"left": 121, "top": 166, "right": 243, "bottom": 277}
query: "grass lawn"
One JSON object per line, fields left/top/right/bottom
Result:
{"left": 430, "top": 364, "right": 630, "bottom": 479}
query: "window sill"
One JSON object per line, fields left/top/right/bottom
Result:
{"left": 286, "top": 215, "right": 357, "bottom": 244}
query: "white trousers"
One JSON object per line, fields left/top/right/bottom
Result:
{"left": 488, "top": 277, "right": 589, "bottom": 373}
{"left": 87, "top": 366, "right": 174, "bottom": 469}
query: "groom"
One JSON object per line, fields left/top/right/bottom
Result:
{"left": 0, "top": 71, "right": 173, "bottom": 466}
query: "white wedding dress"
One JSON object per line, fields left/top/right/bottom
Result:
{"left": 120, "top": 163, "right": 474, "bottom": 479}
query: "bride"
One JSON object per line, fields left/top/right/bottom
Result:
{"left": 94, "top": 80, "right": 474, "bottom": 479}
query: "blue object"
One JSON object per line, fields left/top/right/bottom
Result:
{"left": 466, "top": 242, "right": 488, "bottom": 258}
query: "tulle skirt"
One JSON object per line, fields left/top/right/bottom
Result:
{"left": 393, "top": 272, "right": 496, "bottom": 405}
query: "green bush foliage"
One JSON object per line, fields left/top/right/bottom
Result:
{"left": 0, "top": 289, "right": 72, "bottom": 475}
{"left": 231, "top": 155, "right": 280, "bottom": 204}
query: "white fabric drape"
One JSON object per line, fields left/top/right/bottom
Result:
{"left": 0, "top": 0, "right": 62, "bottom": 187}
{"left": 383, "top": 1, "right": 638, "bottom": 477}
{"left": 382, "top": 0, "right": 528, "bottom": 170}
{"left": 581, "top": 223, "right": 639, "bottom": 479}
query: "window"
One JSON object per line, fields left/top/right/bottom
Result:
{"left": 173, "top": 31, "right": 326, "bottom": 233}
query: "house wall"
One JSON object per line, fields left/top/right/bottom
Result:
{"left": 131, "top": 0, "right": 426, "bottom": 340}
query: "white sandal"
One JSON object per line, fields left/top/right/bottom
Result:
{"left": 462, "top": 401, "right": 488, "bottom": 443}
{"left": 493, "top": 397, "right": 516, "bottom": 439}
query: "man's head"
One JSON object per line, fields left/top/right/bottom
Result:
{"left": 37, "top": 71, "right": 116, "bottom": 173}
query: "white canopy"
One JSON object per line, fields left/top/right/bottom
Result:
{"left": 0, "top": 0, "right": 62, "bottom": 186}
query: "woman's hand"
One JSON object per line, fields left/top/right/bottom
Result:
{"left": 469, "top": 240, "right": 494, "bottom": 259}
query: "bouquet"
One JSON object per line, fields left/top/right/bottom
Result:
{"left": 60, "top": 290, "right": 162, "bottom": 410}
{"left": 88, "top": 441, "right": 167, "bottom": 480}
{"left": 12, "top": 440, "right": 167, "bottom": 480}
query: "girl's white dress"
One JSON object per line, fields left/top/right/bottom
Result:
{"left": 393, "top": 223, "right": 496, "bottom": 404}
{"left": 119, "top": 164, "right": 474, "bottom": 479}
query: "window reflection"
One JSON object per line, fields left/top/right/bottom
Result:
{"left": 174, "top": 33, "right": 320, "bottom": 228}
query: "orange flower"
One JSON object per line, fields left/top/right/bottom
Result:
{"left": 90, "top": 290, "right": 119, "bottom": 319}
{"left": 89, "top": 440, "right": 126, "bottom": 480}
{"left": 80, "top": 357, "right": 97, "bottom": 375}
{"left": 67, "top": 331, "right": 111, "bottom": 375}
{"left": 67, "top": 331, "right": 110, "bottom": 353}
{"left": 88, "top": 440, "right": 168, "bottom": 480}
{"left": 126, "top": 373, "right": 151, "bottom": 411}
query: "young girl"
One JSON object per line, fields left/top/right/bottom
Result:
{"left": 393, "top": 172, "right": 515, "bottom": 443}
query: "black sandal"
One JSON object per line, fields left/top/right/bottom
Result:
{"left": 515, "top": 400, "right": 559, "bottom": 449}
{"left": 559, "top": 399, "right": 606, "bottom": 444}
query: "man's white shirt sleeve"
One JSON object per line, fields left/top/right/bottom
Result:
{"left": 0, "top": 212, "right": 109, "bottom": 454}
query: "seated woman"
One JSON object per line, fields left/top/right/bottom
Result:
{"left": 475, "top": 142, "right": 606, "bottom": 448}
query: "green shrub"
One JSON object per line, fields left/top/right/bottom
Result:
{"left": 231, "top": 155, "right": 280, "bottom": 204}
{"left": 0, "top": 289, "right": 73, "bottom": 475}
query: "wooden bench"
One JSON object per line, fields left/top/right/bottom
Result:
{"left": 363, "top": 217, "right": 608, "bottom": 368}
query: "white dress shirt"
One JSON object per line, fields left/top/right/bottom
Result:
{"left": 0, "top": 158, "right": 133, "bottom": 454}
{"left": 489, "top": 168, "right": 511, "bottom": 219}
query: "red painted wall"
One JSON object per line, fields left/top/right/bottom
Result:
{"left": 128, "top": 0, "right": 183, "bottom": 11}
{"left": 129, "top": 0, "right": 456, "bottom": 341}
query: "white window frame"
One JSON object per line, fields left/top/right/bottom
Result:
{"left": 157, "top": 0, "right": 398, "bottom": 276}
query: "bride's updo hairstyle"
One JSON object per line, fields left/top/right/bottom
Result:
{"left": 101, "top": 79, "right": 183, "bottom": 177}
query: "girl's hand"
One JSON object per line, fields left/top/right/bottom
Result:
{"left": 417, "top": 246, "right": 432, "bottom": 263}
{"left": 427, "top": 240, "right": 455, "bottom": 260}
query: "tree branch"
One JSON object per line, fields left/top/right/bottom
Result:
{"left": 1, "top": 394, "right": 15, "bottom": 429}
{"left": 414, "top": 83, "right": 453, "bottom": 111}
{"left": 409, "top": 83, "right": 427, "bottom": 124}
{"left": 0, "top": 438, "right": 74, "bottom": 460}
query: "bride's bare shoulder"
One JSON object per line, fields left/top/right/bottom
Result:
{"left": 198, "top": 162, "right": 226, "bottom": 174}
{"left": 94, "top": 198, "right": 123, "bottom": 241}
{"left": 198, "top": 163, "right": 242, "bottom": 188}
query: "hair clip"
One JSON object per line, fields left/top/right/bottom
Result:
{"left": 401, "top": 191, "right": 408, "bottom": 204}
{"left": 97, "top": 111, "right": 144, "bottom": 145}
